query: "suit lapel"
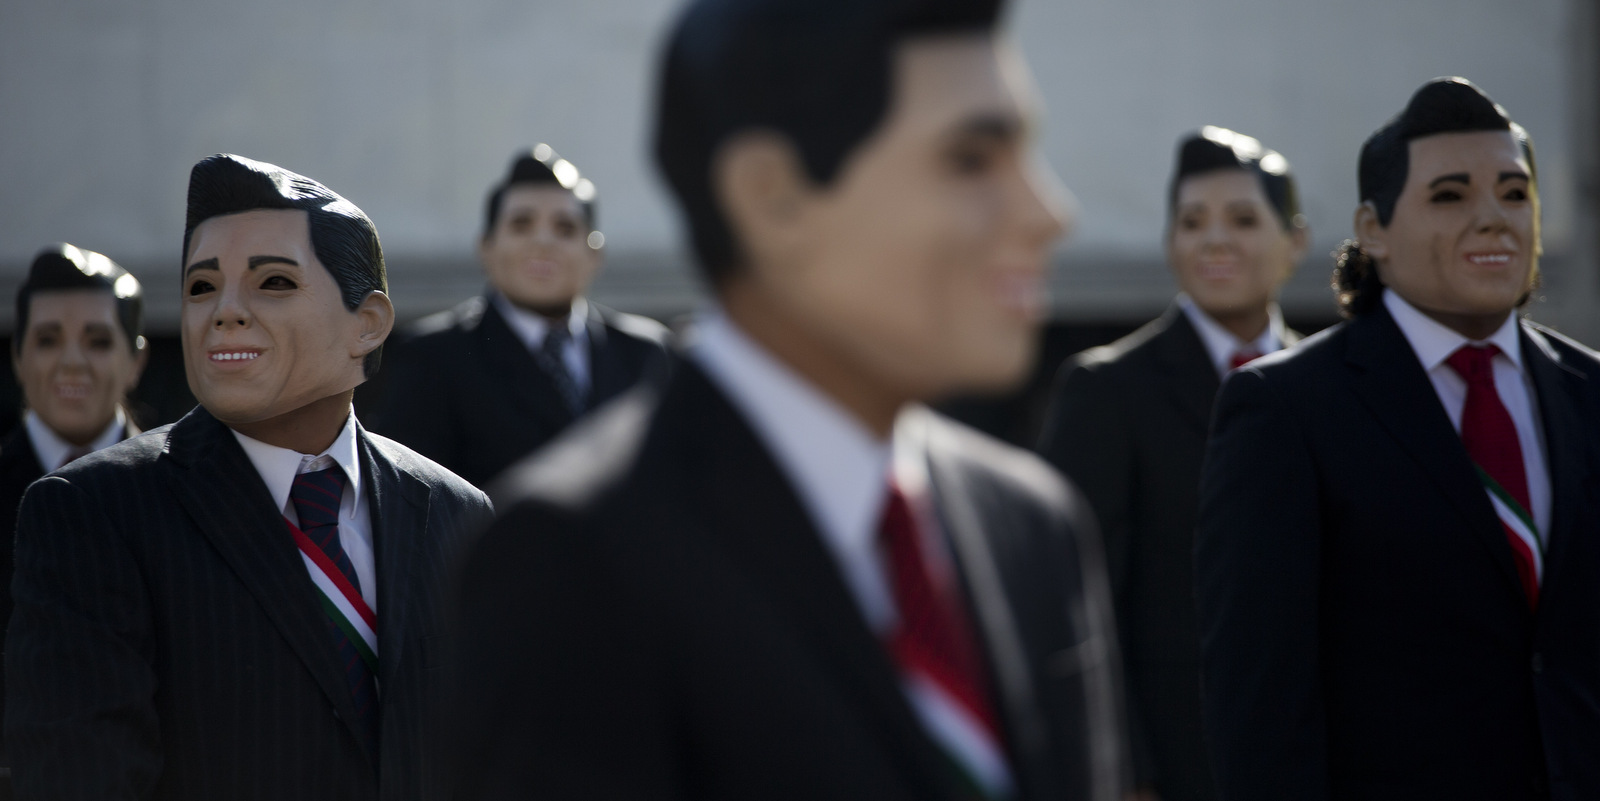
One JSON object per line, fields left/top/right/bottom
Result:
{"left": 360, "top": 423, "right": 432, "bottom": 694}
{"left": 1153, "top": 307, "right": 1222, "bottom": 434}
{"left": 161, "top": 407, "right": 376, "bottom": 765}
{"left": 585, "top": 304, "right": 629, "bottom": 407}
{"left": 671, "top": 366, "right": 958, "bottom": 801}
{"left": 476, "top": 297, "right": 577, "bottom": 430}
{"left": 1520, "top": 325, "right": 1598, "bottom": 603}
{"left": 1345, "top": 307, "right": 1525, "bottom": 598}
{"left": 916, "top": 410, "right": 1058, "bottom": 800}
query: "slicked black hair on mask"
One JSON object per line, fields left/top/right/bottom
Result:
{"left": 1334, "top": 78, "right": 1536, "bottom": 317}
{"left": 1169, "top": 126, "right": 1302, "bottom": 231}
{"left": 653, "top": 0, "right": 1005, "bottom": 287}
{"left": 483, "top": 144, "right": 599, "bottom": 239}
{"left": 15, "top": 243, "right": 145, "bottom": 355}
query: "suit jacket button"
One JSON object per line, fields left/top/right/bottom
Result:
{"left": 1532, "top": 653, "right": 1544, "bottom": 674}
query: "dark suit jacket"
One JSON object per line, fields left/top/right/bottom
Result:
{"left": 1036, "top": 306, "right": 1298, "bottom": 801}
{"left": 0, "top": 418, "right": 138, "bottom": 763}
{"left": 448, "top": 358, "right": 1127, "bottom": 801}
{"left": 5, "top": 406, "right": 494, "bottom": 800}
{"left": 369, "top": 294, "right": 671, "bottom": 489}
{"left": 1196, "top": 304, "right": 1600, "bottom": 801}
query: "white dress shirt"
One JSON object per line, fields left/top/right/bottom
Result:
{"left": 690, "top": 308, "right": 1014, "bottom": 795}
{"left": 26, "top": 407, "right": 127, "bottom": 473}
{"left": 1384, "top": 290, "right": 1552, "bottom": 539}
{"left": 233, "top": 413, "right": 377, "bottom": 610}
{"left": 494, "top": 293, "right": 591, "bottom": 396}
{"left": 1179, "top": 294, "right": 1287, "bottom": 378}
{"left": 690, "top": 308, "right": 898, "bottom": 631}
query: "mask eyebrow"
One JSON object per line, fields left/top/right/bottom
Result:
{"left": 184, "top": 257, "right": 219, "bottom": 277}
{"left": 1498, "top": 170, "right": 1530, "bottom": 184}
{"left": 248, "top": 256, "right": 299, "bottom": 270}
{"left": 946, "top": 111, "right": 1025, "bottom": 146}
{"left": 1427, "top": 172, "right": 1471, "bottom": 189}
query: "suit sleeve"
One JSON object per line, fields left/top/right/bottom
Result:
{"left": 448, "top": 503, "right": 681, "bottom": 800}
{"left": 1035, "top": 361, "right": 1153, "bottom": 783}
{"left": 6, "top": 476, "right": 162, "bottom": 799}
{"left": 370, "top": 338, "right": 461, "bottom": 472}
{"left": 1194, "top": 369, "right": 1327, "bottom": 800}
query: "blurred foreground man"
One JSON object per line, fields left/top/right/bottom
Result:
{"left": 1197, "top": 78, "right": 1600, "bottom": 801}
{"left": 450, "top": 0, "right": 1126, "bottom": 799}
{"left": 374, "top": 146, "right": 670, "bottom": 488}
{"left": 6, "top": 155, "right": 493, "bottom": 800}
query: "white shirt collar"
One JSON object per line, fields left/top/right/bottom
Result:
{"left": 1178, "top": 294, "right": 1286, "bottom": 376}
{"left": 231, "top": 412, "right": 363, "bottom": 520}
{"left": 492, "top": 292, "right": 589, "bottom": 353}
{"left": 1383, "top": 290, "right": 1524, "bottom": 373}
{"left": 688, "top": 307, "right": 893, "bottom": 571}
{"left": 25, "top": 406, "right": 126, "bottom": 473}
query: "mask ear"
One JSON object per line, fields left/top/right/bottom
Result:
{"left": 127, "top": 343, "right": 150, "bottom": 393}
{"left": 1354, "top": 202, "right": 1389, "bottom": 262}
{"left": 351, "top": 290, "right": 395, "bottom": 359}
{"left": 712, "top": 130, "right": 814, "bottom": 274}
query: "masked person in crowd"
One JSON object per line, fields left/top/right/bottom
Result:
{"left": 1038, "top": 127, "right": 1307, "bottom": 801}
{"left": 1196, "top": 78, "right": 1600, "bottom": 801}
{"left": 372, "top": 145, "right": 670, "bottom": 489}
{"left": 6, "top": 155, "right": 493, "bottom": 800}
{"left": 0, "top": 243, "right": 148, "bottom": 764}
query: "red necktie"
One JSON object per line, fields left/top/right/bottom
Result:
{"left": 1445, "top": 344, "right": 1539, "bottom": 608}
{"left": 880, "top": 482, "right": 1008, "bottom": 790}
{"left": 1229, "top": 349, "right": 1262, "bottom": 370}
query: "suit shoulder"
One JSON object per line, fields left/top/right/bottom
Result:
{"left": 1525, "top": 320, "right": 1600, "bottom": 373}
{"left": 924, "top": 410, "right": 1089, "bottom": 520}
{"left": 361, "top": 430, "right": 490, "bottom": 507}
{"left": 58, "top": 424, "right": 173, "bottom": 476}
{"left": 1070, "top": 315, "right": 1170, "bottom": 375}
{"left": 395, "top": 296, "right": 486, "bottom": 346}
{"left": 1240, "top": 318, "right": 1348, "bottom": 380}
{"left": 487, "top": 383, "right": 660, "bottom": 514}
{"left": 595, "top": 304, "right": 672, "bottom": 349}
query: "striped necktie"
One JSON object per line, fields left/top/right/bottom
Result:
{"left": 1446, "top": 344, "right": 1541, "bottom": 609}
{"left": 880, "top": 482, "right": 1011, "bottom": 799}
{"left": 537, "top": 324, "right": 585, "bottom": 415}
{"left": 287, "top": 465, "right": 381, "bottom": 756}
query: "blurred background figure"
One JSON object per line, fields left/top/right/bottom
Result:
{"left": 369, "top": 146, "right": 670, "bottom": 489}
{"left": 1037, "top": 129, "right": 1306, "bottom": 801}
{"left": 0, "top": 242, "right": 146, "bottom": 768}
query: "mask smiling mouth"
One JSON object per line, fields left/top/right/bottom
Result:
{"left": 209, "top": 349, "right": 262, "bottom": 363}
{"left": 54, "top": 383, "right": 91, "bottom": 400}
{"left": 1197, "top": 259, "right": 1240, "bottom": 280}
{"left": 1465, "top": 251, "right": 1514, "bottom": 266}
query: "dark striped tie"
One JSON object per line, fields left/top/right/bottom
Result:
{"left": 537, "top": 325, "right": 586, "bottom": 415}
{"left": 290, "top": 466, "right": 380, "bottom": 758}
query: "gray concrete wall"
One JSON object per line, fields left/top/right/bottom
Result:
{"left": 2, "top": 0, "right": 1593, "bottom": 336}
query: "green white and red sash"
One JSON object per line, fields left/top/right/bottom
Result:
{"left": 894, "top": 636, "right": 1014, "bottom": 799}
{"left": 1477, "top": 466, "right": 1543, "bottom": 596}
{"left": 286, "top": 518, "right": 378, "bottom": 673}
